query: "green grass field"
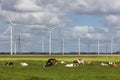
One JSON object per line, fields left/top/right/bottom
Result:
{"left": 0, "top": 55, "right": 120, "bottom": 80}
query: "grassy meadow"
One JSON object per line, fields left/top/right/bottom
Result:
{"left": 0, "top": 55, "right": 120, "bottom": 80}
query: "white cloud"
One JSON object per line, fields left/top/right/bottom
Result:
{"left": 14, "top": 0, "right": 40, "bottom": 12}
{"left": 104, "top": 15, "right": 120, "bottom": 37}
{"left": 70, "top": 0, "right": 120, "bottom": 14}
{"left": 105, "top": 15, "right": 119, "bottom": 26}
{"left": 0, "top": 0, "right": 120, "bottom": 52}
{"left": 60, "top": 26, "right": 105, "bottom": 40}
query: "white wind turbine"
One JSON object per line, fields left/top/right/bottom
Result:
{"left": 32, "top": 26, "right": 60, "bottom": 55}
{"left": 76, "top": 32, "right": 81, "bottom": 55}
{"left": 14, "top": 35, "right": 17, "bottom": 55}
{"left": 62, "top": 38, "right": 64, "bottom": 55}
{"left": 110, "top": 37, "right": 114, "bottom": 55}
{"left": 7, "top": 16, "right": 14, "bottom": 55}
{"left": 8, "top": 16, "right": 45, "bottom": 55}
{"left": 47, "top": 27, "right": 58, "bottom": 55}
{"left": 97, "top": 33, "right": 100, "bottom": 55}
{"left": 41, "top": 35, "right": 44, "bottom": 53}
{"left": 7, "top": 16, "right": 24, "bottom": 55}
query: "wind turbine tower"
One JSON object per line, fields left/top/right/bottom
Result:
{"left": 47, "top": 27, "right": 58, "bottom": 55}
{"left": 76, "top": 32, "right": 81, "bottom": 55}
{"left": 18, "top": 34, "right": 22, "bottom": 53}
{"left": 41, "top": 36, "right": 44, "bottom": 53}
{"left": 97, "top": 34, "right": 100, "bottom": 55}
{"left": 62, "top": 38, "right": 64, "bottom": 55}
{"left": 110, "top": 37, "right": 114, "bottom": 55}
{"left": 8, "top": 16, "right": 13, "bottom": 55}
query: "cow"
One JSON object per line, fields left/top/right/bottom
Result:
{"left": 5, "top": 62, "right": 13, "bottom": 66}
{"left": 87, "top": 61, "right": 95, "bottom": 65}
{"left": 73, "top": 59, "right": 85, "bottom": 65}
{"left": 43, "top": 58, "right": 57, "bottom": 67}
{"left": 60, "top": 61, "right": 65, "bottom": 64}
{"left": 108, "top": 62, "right": 118, "bottom": 67}
{"left": 65, "top": 63, "right": 77, "bottom": 67}
{"left": 20, "top": 62, "right": 29, "bottom": 67}
{"left": 101, "top": 62, "right": 118, "bottom": 67}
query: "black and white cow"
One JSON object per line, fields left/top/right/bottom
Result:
{"left": 5, "top": 62, "right": 13, "bottom": 66}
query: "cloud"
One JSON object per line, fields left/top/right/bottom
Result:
{"left": 59, "top": 26, "right": 106, "bottom": 40}
{"left": 0, "top": 0, "right": 71, "bottom": 28}
{"left": 104, "top": 15, "right": 120, "bottom": 38}
{"left": 1, "top": 0, "right": 120, "bottom": 14}
{"left": 14, "top": 0, "right": 40, "bottom": 12}
{"left": 0, "top": 0, "right": 120, "bottom": 52}
{"left": 105, "top": 15, "right": 120, "bottom": 26}
{"left": 70, "top": 0, "right": 120, "bottom": 14}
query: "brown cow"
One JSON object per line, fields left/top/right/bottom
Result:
{"left": 101, "top": 62, "right": 118, "bottom": 67}
{"left": 43, "top": 58, "right": 57, "bottom": 67}
{"left": 73, "top": 59, "right": 85, "bottom": 65}
{"left": 87, "top": 61, "right": 95, "bottom": 65}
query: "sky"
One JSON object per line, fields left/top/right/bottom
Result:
{"left": 0, "top": 0, "right": 120, "bottom": 53}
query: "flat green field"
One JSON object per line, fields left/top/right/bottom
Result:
{"left": 0, "top": 55, "right": 120, "bottom": 80}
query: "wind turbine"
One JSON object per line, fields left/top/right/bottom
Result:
{"left": 110, "top": 37, "right": 114, "bottom": 55}
{"left": 31, "top": 26, "right": 59, "bottom": 55}
{"left": 76, "top": 32, "right": 81, "bottom": 55}
{"left": 7, "top": 16, "right": 14, "bottom": 55}
{"left": 97, "top": 34, "right": 100, "bottom": 55}
{"left": 78, "top": 35, "right": 80, "bottom": 55}
{"left": 47, "top": 27, "right": 58, "bottom": 55}
{"left": 8, "top": 16, "right": 45, "bottom": 55}
{"left": 41, "top": 36, "right": 44, "bottom": 53}
{"left": 7, "top": 16, "right": 21, "bottom": 55}
{"left": 62, "top": 38, "right": 64, "bottom": 55}
{"left": 14, "top": 35, "right": 17, "bottom": 55}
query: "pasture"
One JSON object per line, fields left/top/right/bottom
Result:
{"left": 0, "top": 55, "right": 120, "bottom": 80}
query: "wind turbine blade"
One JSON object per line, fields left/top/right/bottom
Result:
{"left": 48, "top": 27, "right": 58, "bottom": 31}
{"left": 3, "top": 24, "right": 11, "bottom": 34}
{"left": 13, "top": 23, "right": 44, "bottom": 26}
{"left": 12, "top": 23, "right": 23, "bottom": 26}
{"left": 7, "top": 16, "right": 12, "bottom": 24}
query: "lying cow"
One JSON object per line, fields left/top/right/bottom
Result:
{"left": 43, "top": 58, "right": 57, "bottom": 67}
{"left": 5, "top": 62, "right": 13, "bottom": 66}
{"left": 65, "top": 63, "right": 77, "bottom": 67}
{"left": 73, "top": 59, "right": 85, "bottom": 65}
{"left": 60, "top": 61, "right": 65, "bottom": 64}
{"left": 20, "top": 62, "right": 29, "bottom": 67}
{"left": 101, "top": 62, "right": 117, "bottom": 67}
{"left": 87, "top": 61, "right": 95, "bottom": 65}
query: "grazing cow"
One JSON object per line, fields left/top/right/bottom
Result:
{"left": 43, "top": 58, "right": 57, "bottom": 67}
{"left": 20, "top": 63, "right": 29, "bottom": 67}
{"left": 73, "top": 59, "right": 85, "bottom": 65}
{"left": 5, "top": 62, "right": 13, "bottom": 66}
